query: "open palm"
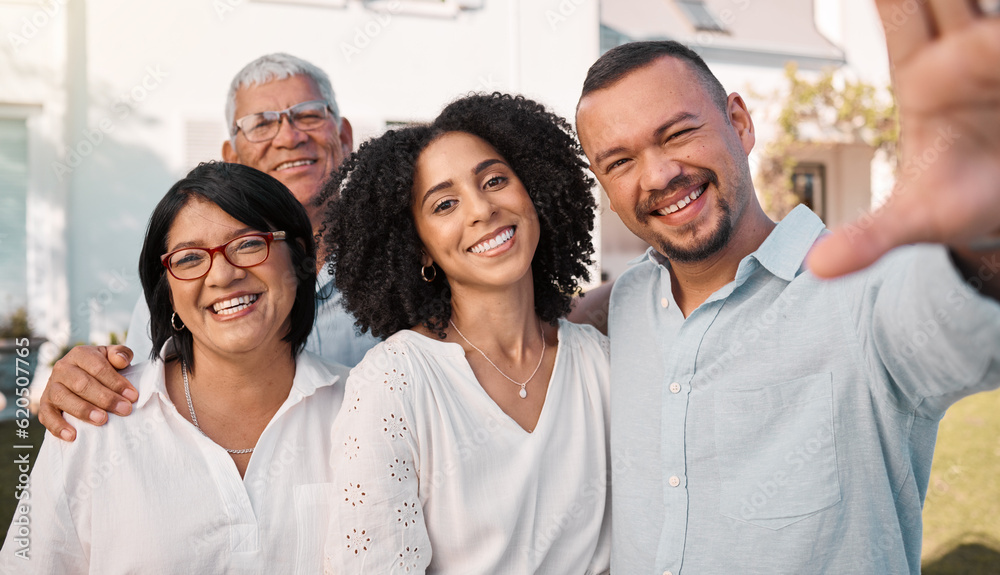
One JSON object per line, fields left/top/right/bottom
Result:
{"left": 808, "top": 0, "right": 1000, "bottom": 278}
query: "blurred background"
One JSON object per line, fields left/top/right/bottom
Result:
{"left": 0, "top": 1, "right": 996, "bottom": 570}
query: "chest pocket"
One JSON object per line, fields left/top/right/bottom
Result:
{"left": 714, "top": 372, "right": 841, "bottom": 530}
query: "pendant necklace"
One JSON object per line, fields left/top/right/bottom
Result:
{"left": 182, "top": 360, "right": 255, "bottom": 454}
{"left": 449, "top": 319, "right": 546, "bottom": 399}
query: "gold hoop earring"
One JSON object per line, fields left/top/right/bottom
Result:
{"left": 171, "top": 312, "right": 186, "bottom": 331}
{"left": 421, "top": 264, "right": 437, "bottom": 283}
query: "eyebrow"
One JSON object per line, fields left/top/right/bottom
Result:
{"left": 419, "top": 158, "right": 509, "bottom": 207}
{"left": 168, "top": 226, "right": 257, "bottom": 252}
{"left": 593, "top": 112, "right": 698, "bottom": 168}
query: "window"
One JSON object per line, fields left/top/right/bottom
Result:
{"left": 791, "top": 163, "right": 826, "bottom": 219}
{"left": 0, "top": 118, "right": 28, "bottom": 316}
{"left": 676, "top": 0, "right": 727, "bottom": 33}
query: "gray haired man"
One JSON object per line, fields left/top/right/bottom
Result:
{"left": 40, "top": 54, "right": 377, "bottom": 440}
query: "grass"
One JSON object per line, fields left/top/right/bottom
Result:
{"left": 0, "top": 391, "right": 997, "bottom": 565}
{"left": 920, "top": 387, "right": 1000, "bottom": 574}
{"left": 0, "top": 414, "right": 44, "bottom": 544}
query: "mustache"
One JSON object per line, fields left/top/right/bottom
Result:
{"left": 636, "top": 169, "right": 718, "bottom": 219}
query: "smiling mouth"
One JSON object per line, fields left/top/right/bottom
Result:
{"left": 275, "top": 159, "right": 316, "bottom": 171}
{"left": 211, "top": 294, "right": 259, "bottom": 315}
{"left": 654, "top": 184, "right": 707, "bottom": 216}
{"left": 469, "top": 227, "right": 515, "bottom": 254}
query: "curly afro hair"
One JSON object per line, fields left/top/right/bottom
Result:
{"left": 320, "top": 93, "right": 596, "bottom": 339}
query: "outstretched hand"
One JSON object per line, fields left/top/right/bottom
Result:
{"left": 807, "top": 0, "right": 1000, "bottom": 278}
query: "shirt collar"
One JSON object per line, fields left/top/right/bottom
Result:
{"left": 132, "top": 338, "right": 175, "bottom": 409}
{"left": 634, "top": 204, "right": 826, "bottom": 282}
{"left": 132, "top": 338, "right": 345, "bottom": 409}
{"left": 749, "top": 204, "right": 827, "bottom": 282}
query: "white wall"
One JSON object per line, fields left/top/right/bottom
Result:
{"left": 0, "top": 0, "right": 600, "bottom": 368}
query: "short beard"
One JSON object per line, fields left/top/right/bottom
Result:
{"left": 655, "top": 197, "right": 732, "bottom": 263}
{"left": 634, "top": 167, "right": 734, "bottom": 263}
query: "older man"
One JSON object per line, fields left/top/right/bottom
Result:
{"left": 40, "top": 53, "right": 378, "bottom": 441}
{"left": 575, "top": 2, "right": 1000, "bottom": 574}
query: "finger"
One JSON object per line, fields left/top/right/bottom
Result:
{"left": 107, "top": 344, "right": 135, "bottom": 371}
{"left": 806, "top": 197, "right": 927, "bottom": 279}
{"left": 37, "top": 401, "right": 78, "bottom": 442}
{"left": 45, "top": 380, "right": 109, "bottom": 426}
{"left": 928, "top": 0, "right": 981, "bottom": 32}
{"left": 71, "top": 346, "right": 139, "bottom": 405}
{"left": 875, "top": 0, "right": 934, "bottom": 66}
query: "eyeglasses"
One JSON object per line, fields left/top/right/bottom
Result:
{"left": 161, "top": 232, "right": 286, "bottom": 281}
{"left": 232, "top": 100, "right": 332, "bottom": 143}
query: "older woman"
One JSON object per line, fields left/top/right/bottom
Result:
{"left": 0, "top": 162, "right": 345, "bottom": 573}
{"left": 321, "top": 94, "right": 610, "bottom": 573}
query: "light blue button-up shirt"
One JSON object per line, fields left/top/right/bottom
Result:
{"left": 608, "top": 205, "right": 1000, "bottom": 574}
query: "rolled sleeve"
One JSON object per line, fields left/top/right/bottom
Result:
{"left": 866, "top": 245, "right": 1000, "bottom": 419}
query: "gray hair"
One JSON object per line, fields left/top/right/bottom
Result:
{"left": 225, "top": 53, "right": 341, "bottom": 137}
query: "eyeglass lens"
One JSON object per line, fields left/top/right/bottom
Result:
{"left": 238, "top": 101, "right": 329, "bottom": 142}
{"left": 167, "top": 235, "right": 270, "bottom": 279}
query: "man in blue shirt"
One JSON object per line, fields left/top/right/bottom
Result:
{"left": 575, "top": 1, "right": 1000, "bottom": 573}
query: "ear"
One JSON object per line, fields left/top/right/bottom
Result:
{"left": 726, "top": 92, "right": 755, "bottom": 155}
{"left": 420, "top": 250, "right": 433, "bottom": 268}
{"left": 222, "top": 139, "right": 238, "bottom": 163}
{"left": 338, "top": 117, "right": 354, "bottom": 159}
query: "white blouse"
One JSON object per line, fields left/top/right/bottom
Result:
{"left": 324, "top": 320, "right": 611, "bottom": 574}
{"left": 0, "top": 348, "right": 348, "bottom": 575}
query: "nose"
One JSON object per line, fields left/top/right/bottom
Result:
{"left": 466, "top": 188, "right": 498, "bottom": 225}
{"left": 270, "top": 112, "right": 308, "bottom": 148}
{"left": 204, "top": 251, "right": 246, "bottom": 287}
{"left": 638, "top": 149, "right": 682, "bottom": 193}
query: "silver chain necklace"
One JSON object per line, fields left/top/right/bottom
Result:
{"left": 449, "top": 319, "right": 546, "bottom": 399}
{"left": 181, "top": 360, "right": 255, "bottom": 455}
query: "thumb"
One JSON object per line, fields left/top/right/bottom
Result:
{"left": 806, "top": 202, "right": 919, "bottom": 279}
{"left": 107, "top": 345, "right": 134, "bottom": 369}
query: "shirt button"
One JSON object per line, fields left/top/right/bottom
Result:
{"left": 669, "top": 475, "right": 680, "bottom": 487}
{"left": 660, "top": 297, "right": 670, "bottom": 308}
{"left": 669, "top": 382, "right": 681, "bottom": 393}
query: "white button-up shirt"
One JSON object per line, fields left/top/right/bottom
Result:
{"left": 1, "top": 347, "right": 348, "bottom": 574}
{"left": 325, "top": 320, "right": 612, "bottom": 574}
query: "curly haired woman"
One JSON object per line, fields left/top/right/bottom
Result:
{"left": 321, "top": 93, "right": 611, "bottom": 574}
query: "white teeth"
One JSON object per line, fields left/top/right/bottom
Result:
{"left": 275, "top": 159, "right": 315, "bottom": 171}
{"left": 212, "top": 294, "right": 259, "bottom": 314}
{"left": 470, "top": 228, "right": 515, "bottom": 254}
{"left": 655, "top": 185, "right": 706, "bottom": 217}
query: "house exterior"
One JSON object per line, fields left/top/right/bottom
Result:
{"left": 598, "top": 0, "right": 892, "bottom": 279}
{"left": 0, "top": 0, "right": 600, "bottom": 387}
{"left": 0, "top": 0, "right": 894, "bottom": 389}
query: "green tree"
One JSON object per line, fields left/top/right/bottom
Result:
{"left": 754, "top": 63, "right": 899, "bottom": 219}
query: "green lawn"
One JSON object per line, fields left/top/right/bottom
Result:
{"left": 921, "top": 387, "right": 1000, "bottom": 574}
{"left": 0, "top": 391, "right": 998, "bottom": 566}
{"left": 0, "top": 414, "right": 44, "bottom": 545}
